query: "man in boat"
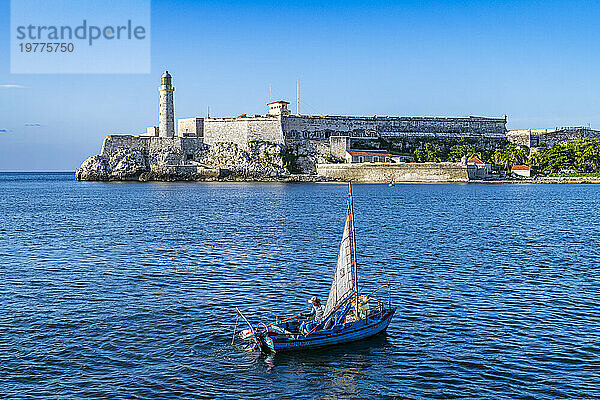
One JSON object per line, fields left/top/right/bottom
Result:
{"left": 306, "top": 296, "right": 325, "bottom": 322}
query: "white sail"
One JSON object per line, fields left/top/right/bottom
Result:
{"left": 323, "top": 207, "right": 355, "bottom": 319}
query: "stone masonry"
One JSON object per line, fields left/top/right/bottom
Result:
{"left": 507, "top": 127, "right": 600, "bottom": 148}
{"left": 194, "top": 113, "right": 508, "bottom": 148}
{"left": 317, "top": 162, "right": 474, "bottom": 183}
{"left": 159, "top": 71, "right": 175, "bottom": 138}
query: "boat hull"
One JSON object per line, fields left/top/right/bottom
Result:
{"left": 257, "top": 308, "right": 395, "bottom": 353}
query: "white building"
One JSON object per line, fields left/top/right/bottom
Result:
{"left": 345, "top": 150, "right": 391, "bottom": 163}
{"left": 267, "top": 100, "right": 291, "bottom": 116}
{"left": 512, "top": 165, "right": 531, "bottom": 177}
{"left": 467, "top": 156, "right": 493, "bottom": 178}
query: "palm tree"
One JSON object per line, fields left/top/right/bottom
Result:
{"left": 492, "top": 148, "right": 509, "bottom": 171}
{"left": 492, "top": 144, "right": 527, "bottom": 172}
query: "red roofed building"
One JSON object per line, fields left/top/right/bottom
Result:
{"left": 345, "top": 150, "right": 391, "bottom": 163}
{"left": 467, "top": 156, "right": 485, "bottom": 166}
{"left": 511, "top": 164, "right": 531, "bottom": 177}
{"left": 467, "top": 156, "right": 492, "bottom": 178}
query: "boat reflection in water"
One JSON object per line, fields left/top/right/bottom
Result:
{"left": 259, "top": 334, "right": 389, "bottom": 398}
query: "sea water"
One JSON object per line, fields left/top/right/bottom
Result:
{"left": 1, "top": 173, "right": 599, "bottom": 399}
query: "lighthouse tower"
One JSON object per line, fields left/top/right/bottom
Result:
{"left": 158, "top": 71, "right": 175, "bottom": 138}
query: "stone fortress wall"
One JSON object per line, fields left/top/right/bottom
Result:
{"left": 178, "top": 118, "right": 203, "bottom": 138}
{"left": 195, "top": 114, "right": 508, "bottom": 146}
{"left": 191, "top": 116, "right": 284, "bottom": 148}
{"left": 138, "top": 71, "right": 511, "bottom": 152}
{"left": 246, "top": 118, "right": 284, "bottom": 143}
{"left": 101, "top": 135, "right": 208, "bottom": 166}
{"left": 507, "top": 127, "right": 600, "bottom": 148}
{"left": 282, "top": 115, "right": 378, "bottom": 140}
{"left": 281, "top": 115, "right": 507, "bottom": 141}
{"left": 176, "top": 112, "right": 600, "bottom": 154}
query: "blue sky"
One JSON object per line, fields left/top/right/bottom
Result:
{"left": 1, "top": 0, "right": 599, "bottom": 170}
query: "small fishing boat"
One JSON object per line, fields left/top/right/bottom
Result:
{"left": 235, "top": 183, "right": 395, "bottom": 353}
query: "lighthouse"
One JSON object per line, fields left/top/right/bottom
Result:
{"left": 159, "top": 71, "right": 175, "bottom": 137}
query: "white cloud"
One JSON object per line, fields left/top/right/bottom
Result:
{"left": 24, "top": 123, "right": 41, "bottom": 127}
{"left": 0, "top": 84, "right": 25, "bottom": 89}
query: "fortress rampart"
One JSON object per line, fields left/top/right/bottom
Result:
{"left": 140, "top": 71, "right": 509, "bottom": 149}
{"left": 194, "top": 114, "right": 508, "bottom": 148}
{"left": 507, "top": 127, "right": 600, "bottom": 148}
{"left": 282, "top": 115, "right": 507, "bottom": 142}
{"left": 202, "top": 117, "right": 284, "bottom": 148}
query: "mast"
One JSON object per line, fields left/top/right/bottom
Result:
{"left": 296, "top": 79, "right": 300, "bottom": 115}
{"left": 349, "top": 182, "right": 359, "bottom": 319}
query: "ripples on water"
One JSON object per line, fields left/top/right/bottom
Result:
{"left": 0, "top": 173, "right": 599, "bottom": 399}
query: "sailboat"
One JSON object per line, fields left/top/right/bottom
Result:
{"left": 235, "top": 183, "right": 396, "bottom": 353}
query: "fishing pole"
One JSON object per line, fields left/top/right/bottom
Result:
{"left": 235, "top": 307, "right": 256, "bottom": 336}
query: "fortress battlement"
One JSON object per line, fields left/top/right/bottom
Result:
{"left": 138, "top": 72, "right": 508, "bottom": 148}
{"left": 168, "top": 110, "right": 508, "bottom": 148}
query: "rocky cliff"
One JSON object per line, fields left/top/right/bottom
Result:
{"left": 75, "top": 136, "right": 328, "bottom": 182}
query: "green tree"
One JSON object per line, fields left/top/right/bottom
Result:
{"left": 540, "top": 144, "right": 576, "bottom": 171}
{"left": 492, "top": 143, "right": 527, "bottom": 171}
{"left": 448, "top": 144, "right": 480, "bottom": 162}
{"left": 492, "top": 148, "right": 508, "bottom": 170}
{"left": 414, "top": 143, "right": 443, "bottom": 162}
{"left": 528, "top": 150, "right": 543, "bottom": 168}
{"left": 576, "top": 139, "right": 600, "bottom": 172}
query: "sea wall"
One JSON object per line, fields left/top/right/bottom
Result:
{"left": 316, "top": 162, "right": 473, "bottom": 183}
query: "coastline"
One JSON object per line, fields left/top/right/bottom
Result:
{"left": 4, "top": 171, "right": 599, "bottom": 184}
{"left": 474, "top": 176, "right": 600, "bottom": 184}
{"left": 71, "top": 172, "right": 600, "bottom": 184}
